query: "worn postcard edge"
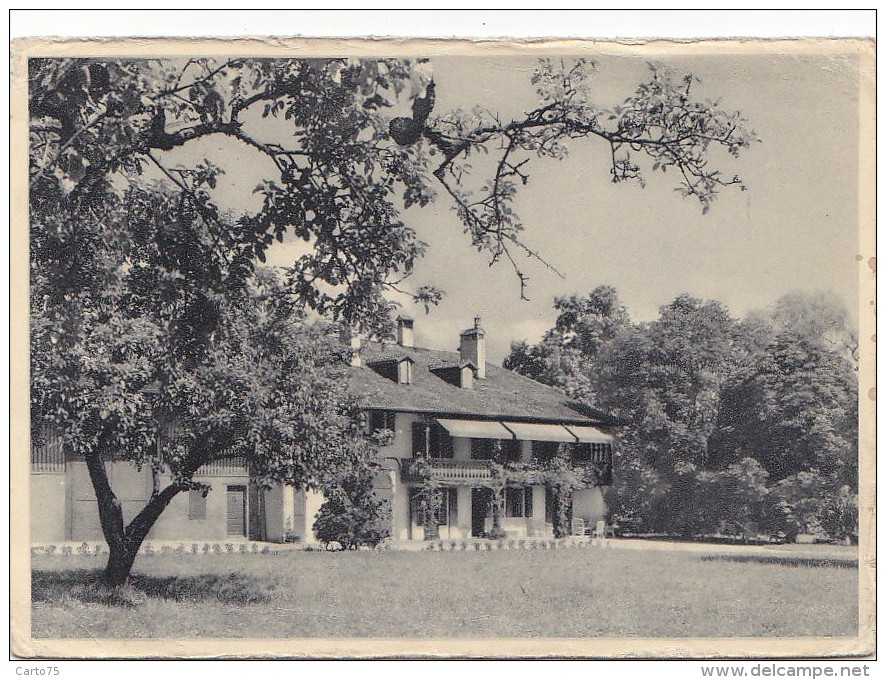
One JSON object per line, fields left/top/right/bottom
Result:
{"left": 9, "top": 36, "right": 876, "bottom": 659}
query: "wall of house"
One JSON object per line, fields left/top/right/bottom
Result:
{"left": 290, "top": 488, "right": 326, "bottom": 543}
{"left": 453, "top": 436, "right": 471, "bottom": 461}
{"left": 375, "top": 412, "right": 421, "bottom": 459}
{"left": 392, "top": 469, "right": 412, "bottom": 540}
{"left": 572, "top": 487, "right": 607, "bottom": 526}
{"left": 531, "top": 485, "right": 547, "bottom": 536}
{"left": 456, "top": 486, "right": 472, "bottom": 538}
{"left": 37, "top": 462, "right": 253, "bottom": 543}
{"left": 262, "top": 484, "right": 287, "bottom": 542}
{"left": 304, "top": 489, "right": 325, "bottom": 543}
{"left": 520, "top": 440, "right": 533, "bottom": 463}
{"left": 148, "top": 473, "right": 251, "bottom": 541}
{"left": 30, "top": 473, "right": 67, "bottom": 543}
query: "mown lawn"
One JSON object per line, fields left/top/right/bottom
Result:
{"left": 31, "top": 546, "right": 858, "bottom": 639}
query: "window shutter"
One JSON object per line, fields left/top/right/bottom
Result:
{"left": 430, "top": 423, "right": 453, "bottom": 458}
{"left": 412, "top": 422, "right": 427, "bottom": 458}
{"left": 448, "top": 488, "right": 458, "bottom": 525}
{"left": 443, "top": 432, "right": 454, "bottom": 458}
{"left": 524, "top": 487, "right": 533, "bottom": 518}
{"left": 503, "top": 438, "right": 519, "bottom": 462}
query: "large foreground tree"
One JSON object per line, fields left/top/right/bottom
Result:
{"left": 29, "top": 56, "right": 755, "bottom": 582}
{"left": 30, "top": 180, "right": 376, "bottom": 583}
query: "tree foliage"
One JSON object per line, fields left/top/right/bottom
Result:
{"left": 30, "top": 56, "right": 756, "bottom": 312}
{"left": 503, "top": 286, "right": 630, "bottom": 403}
{"left": 505, "top": 287, "right": 859, "bottom": 542}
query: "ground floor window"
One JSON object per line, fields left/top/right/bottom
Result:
{"left": 505, "top": 487, "right": 533, "bottom": 518}
{"left": 409, "top": 486, "right": 458, "bottom": 526}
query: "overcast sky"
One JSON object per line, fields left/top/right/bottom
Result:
{"left": 403, "top": 52, "right": 861, "bottom": 360}
{"left": 176, "top": 51, "right": 861, "bottom": 362}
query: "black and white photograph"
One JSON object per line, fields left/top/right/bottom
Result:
{"left": 10, "top": 15, "right": 875, "bottom": 662}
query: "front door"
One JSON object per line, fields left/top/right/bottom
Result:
{"left": 226, "top": 485, "right": 247, "bottom": 537}
{"left": 471, "top": 487, "right": 491, "bottom": 537}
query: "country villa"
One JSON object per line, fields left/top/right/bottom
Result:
{"left": 30, "top": 316, "right": 615, "bottom": 545}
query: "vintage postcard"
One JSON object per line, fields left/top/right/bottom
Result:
{"left": 10, "top": 36, "right": 875, "bottom": 659}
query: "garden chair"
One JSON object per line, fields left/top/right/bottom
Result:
{"left": 571, "top": 518, "right": 586, "bottom": 536}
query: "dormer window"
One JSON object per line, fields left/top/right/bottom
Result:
{"left": 397, "top": 357, "right": 413, "bottom": 385}
{"left": 367, "top": 356, "right": 415, "bottom": 385}
{"left": 460, "top": 363, "right": 475, "bottom": 389}
{"left": 429, "top": 361, "right": 476, "bottom": 389}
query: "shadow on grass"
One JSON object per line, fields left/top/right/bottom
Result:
{"left": 699, "top": 554, "right": 857, "bottom": 570}
{"left": 32, "top": 569, "right": 276, "bottom": 608}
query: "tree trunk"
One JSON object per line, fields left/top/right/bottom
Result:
{"left": 84, "top": 449, "right": 186, "bottom": 586}
{"left": 104, "top": 483, "right": 185, "bottom": 586}
{"left": 83, "top": 449, "right": 128, "bottom": 576}
{"left": 422, "top": 491, "right": 440, "bottom": 541}
{"left": 104, "top": 543, "right": 140, "bottom": 587}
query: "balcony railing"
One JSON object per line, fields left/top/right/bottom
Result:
{"left": 400, "top": 458, "right": 493, "bottom": 482}
{"left": 31, "top": 425, "right": 65, "bottom": 474}
{"left": 400, "top": 457, "right": 612, "bottom": 487}
{"left": 31, "top": 438, "right": 65, "bottom": 474}
{"left": 195, "top": 457, "right": 248, "bottom": 477}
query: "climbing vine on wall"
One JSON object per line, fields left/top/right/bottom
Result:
{"left": 406, "top": 442, "right": 609, "bottom": 539}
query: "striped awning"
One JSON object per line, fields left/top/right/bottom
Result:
{"left": 564, "top": 425, "right": 613, "bottom": 444}
{"left": 501, "top": 421, "right": 577, "bottom": 443}
{"left": 435, "top": 419, "right": 513, "bottom": 440}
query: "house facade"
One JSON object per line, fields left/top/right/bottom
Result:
{"left": 338, "top": 315, "right": 614, "bottom": 542}
{"left": 30, "top": 316, "right": 614, "bottom": 545}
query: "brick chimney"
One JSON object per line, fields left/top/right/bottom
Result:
{"left": 396, "top": 314, "right": 414, "bottom": 348}
{"left": 459, "top": 315, "right": 486, "bottom": 379}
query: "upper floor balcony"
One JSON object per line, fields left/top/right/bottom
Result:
{"left": 400, "top": 458, "right": 494, "bottom": 483}
{"left": 399, "top": 456, "right": 611, "bottom": 486}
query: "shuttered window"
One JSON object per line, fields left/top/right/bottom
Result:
{"left": 412, "top": 421, "right": 453, "bottom": 458}
{"left": 412, "top": 421, "right": 428, "bottom": 458}
{"left": 505, "top": 487, "right": 533, "bottom": 518}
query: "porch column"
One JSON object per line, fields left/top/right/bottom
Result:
{"left": 531, "top": 485, "right": 547, "bottom": 535}
{"left": 456, "top": 486, "right": 472, "bottom": 537}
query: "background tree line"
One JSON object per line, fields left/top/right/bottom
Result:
{"left": 504, "top": 287, "right": 858, "bottom": 542}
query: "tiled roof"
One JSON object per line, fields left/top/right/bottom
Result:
{"left": 347, "top": 341, "right": 614, "bottom": 426}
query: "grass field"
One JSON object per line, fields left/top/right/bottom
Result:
{"left": 31, "top": 546, "right": 858, "bottom": 639}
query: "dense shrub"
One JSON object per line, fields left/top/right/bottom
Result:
{"left": 313, "top": 468, "right": 389, "bottom": 549}
{"left": 313, "top": 493, "right": 387, "bottom": 549}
